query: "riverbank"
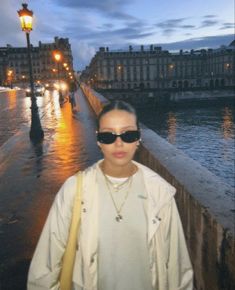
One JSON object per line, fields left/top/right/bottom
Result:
{"left": 99, "top": 88, "right": 234, "bottom": 108}
{"left": 170, "top": 89, "right": 235, "bottom": 102}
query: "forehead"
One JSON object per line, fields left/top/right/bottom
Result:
{"left": 99, "top": 109, "right": 137, "bottom": 129}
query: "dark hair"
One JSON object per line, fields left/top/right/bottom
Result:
{"left": 97, "top": 100, "right": 139, "bottom": 130}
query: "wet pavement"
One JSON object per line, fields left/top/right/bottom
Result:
{"left": 0, "top": 89, "right": 102, "bottom": 289}
{"left": 0, "top": 90, "right": 31, "bottom": 147}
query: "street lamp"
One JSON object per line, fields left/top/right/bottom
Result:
{"left": 53, "top": 50, "right": 64, "bottom": 104}
{"left": 17, "top": 3, "right": 44, "bottom": 142}
{"left": 7, "top": 69, "right": 13, "bottom": 89}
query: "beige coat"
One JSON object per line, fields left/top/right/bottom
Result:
{"left": 27, "top": 160, "right": 193, "bottom": 290}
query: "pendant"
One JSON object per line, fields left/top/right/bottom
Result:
{"left": 115, "top": 214, "right": 123, "bottom": 222}
{"left": 113, "top": 184, "right": 120, "bottom": 192}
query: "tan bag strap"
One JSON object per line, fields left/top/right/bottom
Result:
{"left": 60, "top": 172, "right": 83, "bottom": 290}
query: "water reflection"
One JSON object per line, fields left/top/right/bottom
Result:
{"left": 167, "top": 112, "right": 177, "bottom": 144}
{"left": 31, "top": 142, "right": 44, "bottom": 178}
{"left": 137, "top": 100, "right": 235, "bottom": 188}
{"left": 221, "top": 107, "right": 234, "bottom": 139}
{"left": 51, "top": 91, "right": 62, "bottom": 120}
{"left": 23, "top": 95, "right": 31, "bottom": 119}
{"left": 7, "top": 90, "right": 17, "bottom": 110}
{"left": 49, "top": 101, "right": 85, "bottom": 177}
{"left": 36, "top": 96, "right": 43, "bottom": 107}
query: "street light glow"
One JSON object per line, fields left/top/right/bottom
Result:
{"left": 7, "top": 69, "right": 13, "bottom": 76}
{"left": 17, "top": 3, "right": 33, "bottom": 32}
{"left": 53, "top": 51, "right": 62, "bottom": 62}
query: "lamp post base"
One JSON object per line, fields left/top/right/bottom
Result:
{"left": 30, "top": 129, "right": 44, "bottom": 142}
{"left": 29, "top": 105, "right": 44, "bottom": 142}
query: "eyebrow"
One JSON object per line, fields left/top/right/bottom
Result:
{"left": 100, "top": 126, "right": 137, "bottom": 131}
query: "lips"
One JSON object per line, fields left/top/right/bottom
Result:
{"left": 112, "top": 152, "right": 126, "bottom": 158}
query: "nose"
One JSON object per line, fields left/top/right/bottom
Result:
{"left": 114, "top": 136, "right": 123, "bottom": 146}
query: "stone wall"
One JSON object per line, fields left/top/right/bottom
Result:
{"left": 81, "top": 83, "right": 235, "bottom": 290}
{"left": 170, "top": 89, "right": 235, "bottom": 102}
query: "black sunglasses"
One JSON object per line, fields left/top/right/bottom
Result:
{"left": 97, "top": 130, "right": 141, "bottom": 144}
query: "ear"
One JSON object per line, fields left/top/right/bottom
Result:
{"left": 136, "top": 138, "right": 141, "bottom": 147}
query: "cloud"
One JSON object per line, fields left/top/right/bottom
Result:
{"left": 0, "top": 1, "right": 24, "bottom": 46}
{"left": 61, "top": 15, "right": 153, "bottom": 44}
{"left": 180, "top": 25, "right": 195, "bottom": 29}
{"left": 155, "top": 34, "right": 234, "bottom": 51}
{"left": 71, "top": 40, "right": 96, "bottom": 69}
{"left": 72, "top": 26, "right": 154, "bottom": 43}
{"left": 161, "top": 28, "right": 176, "bottom": 36}
{"left": 54, "top": 0, "right": 135, "bottom": 21}
{"left": 156, "top": 18, "right": 186, "bottom": 29}
{"left": 200, "top": 19, "right": 219, "bottom": 28}
{"left": 203, "top": 15, "right": 217, "bottom": 18}
{"left": 97, "top": 23, "right": 115, "bottom": 29}
{"left": 220, "top": 22, "right": 235, "bottom": 30}
{"left": 54, "top": 0, "right": 131, "bottom": 9}
{"left": 155, "top": 18, "right": 196, "bottom": 36}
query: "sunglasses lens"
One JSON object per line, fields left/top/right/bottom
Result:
{"left": 122, "top": 131, "right": 140, "bottom": 143}
{"left": 97, "top": 130, "right": 140, "bottom": 144}
{"left": 97, "top": 132, "right": 116, "bottom": 144}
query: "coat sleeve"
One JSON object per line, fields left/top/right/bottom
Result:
{"left": 165, "top": 199, "right": 194, "bottom": 290}
{"left": 27, "top": 176, "right": 77, "bottom": 290}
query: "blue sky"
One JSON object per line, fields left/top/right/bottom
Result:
{"left": 1, "top": 0, "right": 234, "bottom": 70}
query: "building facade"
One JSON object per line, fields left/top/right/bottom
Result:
{"left": 0, "top": 37, "right": 74, "bottom": 86}
{"left": 82, "top": 41, "right": 235, "bottom": 91}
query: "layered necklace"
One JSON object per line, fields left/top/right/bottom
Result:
{"left": 101, "top": 163, "right": 136, "bottom": 222}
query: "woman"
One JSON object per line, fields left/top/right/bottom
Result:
{"left": 27, "top": 101, "right": 193, "bottom": 290}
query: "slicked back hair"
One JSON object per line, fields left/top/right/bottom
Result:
{"left": 97, "top": 100, "right": 139, "bottom": 130}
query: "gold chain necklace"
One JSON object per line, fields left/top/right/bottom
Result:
{"left": 101, "top": 163, "right": 136, "bottom": 222}
{"left": 104, "top": 174, "right": 132, "bottom": 192}
{"left": 103, "top": 174, "right": 133, "bottom": 222}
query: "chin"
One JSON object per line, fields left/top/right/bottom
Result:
{"left": 110, "top": 156, "right": 133, "bottom": 167}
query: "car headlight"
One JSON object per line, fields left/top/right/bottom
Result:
{"left": 61, "top": 83, "right": 68, "bottom": 90}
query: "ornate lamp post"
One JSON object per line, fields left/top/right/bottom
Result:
{"left": 53, "top": 50, "right": 63, "bottom": 104}
{"left": 17, "top": 3, "right": 44, "bottom": 142}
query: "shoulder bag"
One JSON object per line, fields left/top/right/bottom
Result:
{"left": 60, "top": 171, "right": 83, "bottom": 290}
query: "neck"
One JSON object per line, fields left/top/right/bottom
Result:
{"left": 101, "top": 161, "right": 136, "bottom": 178}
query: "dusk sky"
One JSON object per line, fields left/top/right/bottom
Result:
{"left": 1, "top": 0, "right": 234, "bottom": 70}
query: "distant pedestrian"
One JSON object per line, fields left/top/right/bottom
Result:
{"left": 27, "top": 100, "right": 193, "bottom": 290}
{"left": 69, "top": 80, "right": 77, "bottom": 109}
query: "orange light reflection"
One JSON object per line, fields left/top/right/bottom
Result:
{"left": 7, "top": 90, "right": 17, "bottom": 110}
{"left": 167, "top": 112, "right": 177, "bottom": 144}
{"left": 221, "top": 107, "right": 234, "bottom": 140}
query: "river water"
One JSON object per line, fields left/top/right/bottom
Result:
{"left": 137, "top": 97, "right": 235, "bottom": 189}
